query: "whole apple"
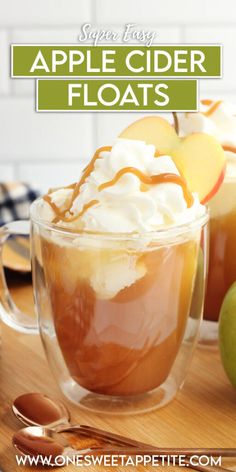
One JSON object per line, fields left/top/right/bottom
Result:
{"left": 219, "top": 281, "right": 236, "bottom": 388}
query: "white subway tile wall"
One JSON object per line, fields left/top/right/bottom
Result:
{"left": 185, "top": 27, "right": 236, "bottom": 94}
{"left": 0, "top": 30, "right": 10, "bottom": 95}
{"left": 0, "top": 164, "right": 16, "bottom": 180}
{"left": 0, "top": 99, "right": 93, "bottom": 161}
{"left": 96, "top": 0, "right": 236, "bottom": 24}
{"left": 96, "top": 112, "right": 173, "bottom": 149}
{"left": 0, "top": 0, "right": 91, "bottom": 26}
{"left": 17, "top": 163, "right": 85, "bottom": 190}
{"left": 0, "top": 0, "right": 235, "bottom": 191}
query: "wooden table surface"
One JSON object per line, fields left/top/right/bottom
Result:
{"left": 0, "top": 272, "right": 236, "bottom": 471}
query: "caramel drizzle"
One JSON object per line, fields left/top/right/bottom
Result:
{"left": 57, "top": 199, "right": 99, "bottom": 222}
{"left": 43, "top": 146, "right": 111, "bottom": 223}
{"left": 202, "top": 99, "right": 222, "bottom": 117}
{"left": 155, "top": 150, "right": 165, "bottom": 157}
{"left": 69, "top": 146, "right": 112, "bottom": 205}
{"left": 222, "top": 144, "right": 236, "bottom": 154}
{"left": 44, "top": 147, "right": 194, "bottom": 224}
{"left": 98, "top": 167, "right": 194, "bottom": 208}
{"left": 50, "top": 199, "right": 99, "bottom": 224}
{"left": 47, "top": 182, "right": 77, "bottom": 195}
{"left": 201, "top": 99, "right": 213, "bottom": 106}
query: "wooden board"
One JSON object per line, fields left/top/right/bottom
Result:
{"left": 0, "top": 274, "right": 236, "bottom": 471}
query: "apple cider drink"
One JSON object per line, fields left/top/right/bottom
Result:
{"left": 204, "top": 158, "right": 236, "bottom": 321}
{"left": 41, "top": 217, "right": 200, "bottom": 396}
{"left": 36, "top": 117, "right": 223, "bottom": 407}
{"left": 179, "top": 100, "right": 236, "bottom": 322}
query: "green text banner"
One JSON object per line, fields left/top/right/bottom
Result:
{"left": 12, "top": 45, "right": 221, "bottom": 77}
{"left": 37, "top": 79, "right": 198, "bottom": 112}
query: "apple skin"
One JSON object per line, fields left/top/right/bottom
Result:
{"left": 119, "top": 116, "right": 226, "bottom": 205}
{"left": 219, "top": 281, "right": 236, "bottom": 388}
{"left": 201, "top": 163, "right": 226, "bottom": 204}
{"left": 171, "top": 133, "right": 226, "bottom": 204}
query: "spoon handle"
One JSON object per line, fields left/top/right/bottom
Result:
{"left": 66, "top": 445, "right": 229, "bottom": 472}
{"left": 71, "top": 425, "right": 236, "bottom": 458}
{"left": 89, "top": 449, "right": 228, "bottom": 472}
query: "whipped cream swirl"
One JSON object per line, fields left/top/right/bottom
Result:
{"left": 179, "top": 100, "right": 236, "bottom": 148}
{"left": 40, "top": 139, "right": 204, "bottom": 233}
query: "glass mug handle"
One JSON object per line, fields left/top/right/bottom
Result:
{"left": 0, "top": 220, "right": 38, "bottom": 334}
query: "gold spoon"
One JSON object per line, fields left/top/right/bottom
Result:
{"left": 13, "top": 425, "right": 231, "bottom": 471}
{"left": 13, "top": 425, "right": 117, "bottom": 466}
{"left": 12, "top": 393, "right": 236, "bottom": 464}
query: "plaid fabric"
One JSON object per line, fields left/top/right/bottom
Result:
{"left": 0, "top": 183, "right": 40, "bottom": 226}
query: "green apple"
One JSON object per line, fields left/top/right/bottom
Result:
{"left": 219, "top": 281, "right": 236, "bottom": 388}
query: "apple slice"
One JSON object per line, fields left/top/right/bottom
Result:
{"left": 171, "top": 133, "right": 226, "bottom": 204}
{"left": 119, "top": 116, "right": 226, "bottom": 204}
{"left": 120, "top": 116, "right": 179, "bottom": 155}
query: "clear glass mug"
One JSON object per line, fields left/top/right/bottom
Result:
{"left": 201, "top": 156, "right": 236, "bottom": 345}
{"left": 0, "top": 199, "right": 208, "bottom": 414}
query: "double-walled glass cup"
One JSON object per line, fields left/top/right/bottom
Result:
{"left": 202, "top": 156, "right": 236, "bottom": 344}
{"left": 0, "top": 199, "right": 208, "bottom": 414}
